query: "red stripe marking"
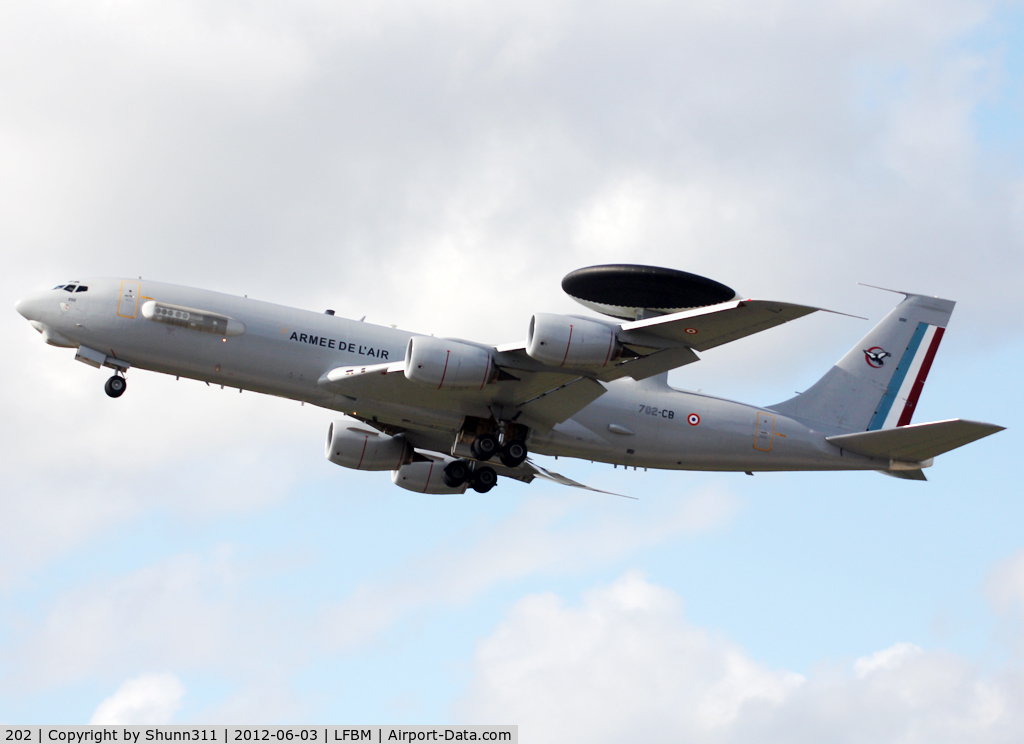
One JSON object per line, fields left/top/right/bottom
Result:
{"left": 424, "top": 461, "right": 434, "bottom": 493}
{"left": 480, "top": 356, "right": 490, "bottom": 390}
{"left": 603, "top": 329, "right": 614, "bottom": 366}
{"left": 561, "top": 325, "right": 574, "bottom": 366}
{"left": 438, "top": 350, "right": 451, "bottom": 389}
{"left": 356, "top": 436, "right": 369, "bottom": 469}
{"left": 897, "top": 327, "right": 945, "bottom": 427}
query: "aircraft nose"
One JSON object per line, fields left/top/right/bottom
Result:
{"left": 15, "top": 293, "right": 43, "bottom": 322}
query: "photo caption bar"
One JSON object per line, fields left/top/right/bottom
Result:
{"left": 1, "top": 727, "right": 516, "bottom": 744}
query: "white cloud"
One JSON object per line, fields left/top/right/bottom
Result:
{"left": 90, "top": 673, "right": 185, "bottom": 725}
{"left": 853, "top": 642, "right": 924, "bottom": 678}
{"left": 5, "top": 484, "right": 732, "bottom": 696}
{"left": 458, "top": 572, "right": 802, "bottom": 740}
{"left": 0, "top": 334, "right": 325, "bottom": 587}
{"left": 11, "top": 546, "right": 293, "bottom": 690}
{"left": 987, "top": 548, "right": 1024, "bottom": 614}
{"left": 319, "top": 486, "right": 738, "bottom": 650}
{"left": 458, "top": 573, "right": 1024, "bottom": 744}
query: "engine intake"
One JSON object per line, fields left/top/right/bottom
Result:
{"left": 527, "top": 313, "right": 620, "bottom": 368}
{"left": 405, "top": 336, "right": 496, "bottom": 389}
{"left": 325, "top": 418, "right": 411, "bottom": 471}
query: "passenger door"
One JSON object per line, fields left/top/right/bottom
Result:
{"left": 754, "top": 412, "right": 775, "bottom": 452}
{"left": 117, "top": 280, "right": 141, "bottom": 319}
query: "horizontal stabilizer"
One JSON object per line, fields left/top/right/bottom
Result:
{"left": 827, "top": 419, "right": 1004, "bottom": 462}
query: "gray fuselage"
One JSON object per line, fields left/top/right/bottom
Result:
{"left": 16, "top": 277, "right": 886, "bottom": 474}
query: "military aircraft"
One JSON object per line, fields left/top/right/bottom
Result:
{"left": 15, "top": 265, "right": 1003, "bottom": 494}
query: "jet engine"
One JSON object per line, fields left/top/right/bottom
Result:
{"left": 527, "top": 313, "right": 620, "bottom": 368}
{"left": 325, "top": 418, "right": 411, "bottom": 471}
{"left": 392, "top": 459, "right": 467, "bottom": 494}
{"left": 404, "top": 336, "right": 496, "bottom": 390}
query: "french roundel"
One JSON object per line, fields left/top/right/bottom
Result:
{"left": 687, "top": 413, "right": 700, "bottom": 426}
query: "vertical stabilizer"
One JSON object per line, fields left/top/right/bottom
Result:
{"left": 769, "top": 293, "right": 954, "bottom": 432}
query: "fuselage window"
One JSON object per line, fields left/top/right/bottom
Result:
{"left": 75, "top": 285, "right": 88, "bottom": 292}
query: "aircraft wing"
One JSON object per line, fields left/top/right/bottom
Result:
{"left": 616, "top": 299, "right": 819, "bottom": 352}
{"left": 319, "top": 361, "right": 605, "bottom": 429}
{"left": 320, "top": 299, "right": 820, "bottom": 430}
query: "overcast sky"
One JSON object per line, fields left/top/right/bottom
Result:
{"left": 2, "top": 0, "right": 1023, "bottom": 738}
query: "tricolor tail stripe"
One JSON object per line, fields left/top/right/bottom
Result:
{"left": 867, "top": 322, "right": 945, "bottom": 431}
{"left": 896, "top": 326, "right": 944, "bottom": 427}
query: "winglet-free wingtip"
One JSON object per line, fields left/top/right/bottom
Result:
{"left": 818, "top": 306, "right": 870, "bottom": 321}
{"left": 858, "top": 282, "right": 910, "bottom": 296}
{"left": 857, "top": 282, "right": 948, "bottom": 303}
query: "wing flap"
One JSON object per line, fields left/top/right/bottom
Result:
{"left": 515, "top": 377, "right": 608, "bottom": 427}
{"left": 490, "top": 457, "right": 632, "bottom": 497}
{"left": 827, "top": 419, "right": 1004, "bottom": 462}
{"left": 597, "top": 346, "right": 700, "bottom": 382}
{"left": 879, "top": 468, "right": 928, "bottom": 481}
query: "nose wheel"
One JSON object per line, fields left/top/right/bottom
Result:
{"left": 104, "top": 374, "right": 127, "bottom": 398}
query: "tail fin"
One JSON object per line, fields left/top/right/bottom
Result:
{"left": 770, "top": 292, "right": 954, "bottom": 432}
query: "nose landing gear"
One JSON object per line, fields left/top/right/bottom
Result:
{"left": 104, "top": 374, "right": 127, "bottom": 398}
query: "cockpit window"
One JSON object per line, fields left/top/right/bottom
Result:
{"left": 75, "top": 285, "right": 88, "bottom": 292}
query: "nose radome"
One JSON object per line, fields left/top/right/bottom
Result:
{"left": 15, "top": 293, "right": 45, "bottom": 322}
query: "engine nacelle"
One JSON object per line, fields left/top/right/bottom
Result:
{"left": 527, "top": 313, "right": 620, "bottom": 368}
{"left": 392, "top": 459, "right": 467, "bottom": 494}
{"left": 325, "top": 418, "right": 411, "bottom": 471}
{"left": 405, "top": 336, "right": 496, "bottom": 389}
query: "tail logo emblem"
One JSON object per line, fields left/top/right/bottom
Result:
{"left": 863, "top": 346, "right": 891, "bottom": 368}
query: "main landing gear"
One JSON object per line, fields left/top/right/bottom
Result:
{"left": 447, "top": 417, "right": 532, "bottom": 493}
{"left": 443, "top": 459, "right": 497, "bottom": 493}
{"left": 499, "top": 439, "right": 527, "bottom": 468}
{"left": 104, "top": 374, "right": 127, "bottom": 398}
{"left": 458, "top": 417, "right": 530, "bottom": 468}
{"left": 470, "top": 433, "right": 499, "bottom": 461}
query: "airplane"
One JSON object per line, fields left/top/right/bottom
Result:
{"left": 15, "top": 264, "right": 1004, "bottom": 494}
